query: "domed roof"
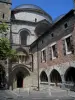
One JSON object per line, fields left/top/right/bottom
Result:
{"left": 12, "top": 4, "right": 53, "bottom": 24}
{"left": 14, "top": 4, "right": 44, "bottom": 11}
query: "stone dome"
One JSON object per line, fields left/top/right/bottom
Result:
{"left": 13, "top": 4, "right": 53, "bottom": 23}
{"left": 14, "top": 4, "right": 44, "bottom": 11}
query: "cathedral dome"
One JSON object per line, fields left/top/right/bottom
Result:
{"left": 12, "top": 4, "right": 52, "bottom": 23}
{"left": 14, "top": 4, "right": 44, "bottom": 11}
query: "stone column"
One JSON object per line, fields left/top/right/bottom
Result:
{"left": 48, "top": 75, "right": 50, "bottom": 86}
{"left": 61, "top": 74, "right": 65, "bottom": 89}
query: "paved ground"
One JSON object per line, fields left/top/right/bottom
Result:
{"left": 0, "top": 87, "right": 75, "bottom": 100}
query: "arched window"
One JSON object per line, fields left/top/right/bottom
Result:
{"left": 40, "top": 71, "right": 48, "bottom": 82}
{"left": 20, "top": 29, "right": 30, "bottom": 45}
{"left": 50, "top": 69, "right": 62, "bottom": 83}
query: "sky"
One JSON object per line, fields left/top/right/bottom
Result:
{"left": 12, "top": 0, "right": 74, "bottom": 20}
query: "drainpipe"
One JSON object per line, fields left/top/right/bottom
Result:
{"left": 29, "top": 53, "right": 33, "bottom": 72}
{"left": 37, "top": 41, "right": 40, "bottom": 91}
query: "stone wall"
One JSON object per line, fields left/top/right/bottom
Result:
{"left": 30, "top": 10, "right": 75, "bottom": 89}
{"left": 0, "top": 2, "right": 11, "bottom": 22}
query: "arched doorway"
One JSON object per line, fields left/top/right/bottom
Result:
{"left": 16, "top": 71, "right": 24, "bottom": 88}
{"left": 64, "top": 67, "right": 75, "bottom": 83}
{"left": 40, "top": 71, "right": 48, "bottom": 82}
{"left": 20, "top": 29, "right": 30, "bottom": 45}
{"left": 0, "top": 65, "right": 6, "bottom": 88}
{"left": 12, "top": 65, "right": 30, "bottom": 89}
{"left": 50, "top": 69, "right": 62, "bottom": 83}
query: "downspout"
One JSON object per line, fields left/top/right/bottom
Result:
{"left": 37, "top": 41, "right": 40, "bottom": 91}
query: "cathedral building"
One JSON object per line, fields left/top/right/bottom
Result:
{"left": 10, "top": 4, "right": 52, "bottom": 89}
{"left": 0, "top": 0, "right": 75, "bottom": 91}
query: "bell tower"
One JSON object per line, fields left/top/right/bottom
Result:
{"left": 0, "top": 0, "right": 12, "bottom": 22}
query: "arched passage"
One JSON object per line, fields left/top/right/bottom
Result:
{"left": 20, "top": 29, "right": 30, "bottom": 45}
{"left": 0, "top": 65, "right": 6, "bottom": 88}
{"left": 12, "top": 65, "right": 30, "bottom": 88}
{"left": 64, "top": 67, "right": 75, "bottom": 83}
{"left": 40, "top": 71, "right": 48, "bottom": 82}
{"left": 50, "top": 69, "right": 62, "bottom": 83}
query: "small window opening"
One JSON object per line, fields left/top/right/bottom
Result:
{"left": 42, "top": 40, "right": 44, "bottom": 44}
{"left": 66, "top": 36, "right": 72, "bottom": 52}
{"left": 51, "top": 33, "right": 54, "bottom": 37}
{"left": 41, "top": 50, "right": 46, "bottom": 62}
{"left": 52, "top": 45, "right": 56, "bottom": 58}
{"left": 64, "top": 23, "right": 68, "bottom": 28}
{"left": 35, "top": 18, "right": 37, "bottom": 22}
{"left": 3, "top": 13, "right": 4, "bottom": 19}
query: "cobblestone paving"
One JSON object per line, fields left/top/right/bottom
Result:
{"left": 0, "top": 89, "right": 74, "bottom": 100}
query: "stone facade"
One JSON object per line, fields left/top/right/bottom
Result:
{"left": 0, "top": 1, "right": 75, "bottom": 91}
{"left": 9, "top": 4, "right": 52, "bottom": 90}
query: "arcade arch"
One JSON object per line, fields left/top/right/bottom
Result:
{"left": 64, "top": 67, "right": 75, "bottom": 83}
{"left": 40, "top": 71, "right": 48, "bottom": 82}
{"left": 50, "top": 69, "right": 62, "bottom": 83}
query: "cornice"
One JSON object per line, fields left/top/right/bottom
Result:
{"left": 11, "top": 19, "right": 51, "bottom": 27}
{"left": 11, "top": 19, "right": 38, "bottom": 26}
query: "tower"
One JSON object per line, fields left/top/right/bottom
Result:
{"left": 0, "top": 0, "right": 12, "bottom": 89}
{"left": 0, "top": 0, "right": 11, "bottom": 22}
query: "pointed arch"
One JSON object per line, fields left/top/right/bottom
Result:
{"left": 64, "top": 67, "right": 75, "bottom": 83}
{"left": 40, "top": 71, "right": 48, "bottom": 82}
{"left": 50, "top": 69, "right": 62, "bottom": 83}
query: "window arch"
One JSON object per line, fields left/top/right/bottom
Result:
{"left": 20, "top": 29, "right": 30, "bottom": 45}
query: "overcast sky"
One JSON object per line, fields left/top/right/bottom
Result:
{"left": 12, "top": 0, "right": 74, "bottom": 20}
